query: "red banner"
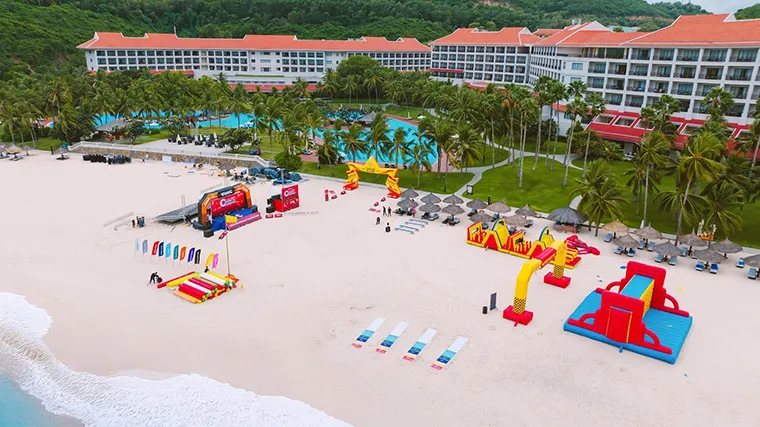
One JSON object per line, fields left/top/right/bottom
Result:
{"left": 281, "top": 185, "right": 300, "bottom": 211}
{"left": 209, "top": 191, "right": 246, "bottom": 217}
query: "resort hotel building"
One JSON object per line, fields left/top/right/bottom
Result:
{"left": 77, "top": 32, "right": 431, "bottom": 87}
{"left": 80, "top": 13, "right": 760, "bottom": 147}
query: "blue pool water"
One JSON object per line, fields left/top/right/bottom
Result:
{"left": 0, "top": 375, "right": 76, "bottom": 426}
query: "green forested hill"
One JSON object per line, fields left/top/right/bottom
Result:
{"left": 2, "top": 0, "right": 707, "bottom": 78}
{"left": 736, "top": 3, "right": 760, "bottom": 19}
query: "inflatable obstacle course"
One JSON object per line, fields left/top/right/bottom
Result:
{"left": 564, "top": 261, "right": 693, "bottom": 364}
{"left": 161, "top": 271, "right": 239, "bottom": 304}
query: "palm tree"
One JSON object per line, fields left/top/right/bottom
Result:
{"left": 479, "top": 91, "right": 505, "bottom": 169}
{"left": 636, "top": 131, "right": 672, "bottom": 225}
{"left": 563, "top": 91, "right": 587, "bottom": 187}
{"left": 364, "top": 70, "right": 383, "bottom": 105}
{"left": 408, "top": 142, "right": 433, "bottom": 189}
{"left": 502, "top": 84, "right": 519, "bottom": 167}
{"left": 319, "top": 130, "right": 339, "bottom": 175}
{"left": 262, "top": 96, "right": 285, "bottom": 147}
{"left": 321, "top": 70, "right": 342, "bottom": 99}
{"left": 702, "top": 86, "right": 734, "bottom": 122}
{"left": 571, "top": 160, "right": 625, "bottom": 236}
{"left": 343, "top": 76, "right": 360, "bottom": 105}
{"left": 454, "top": 124, "right": 484, "bottom": 173}
{"left": 383, "top": 80, "right": 404, "bottom": 112}
{"left": 343, "top": 123, "right": 366, "bottom": 163}
{"left": 303, "top": 109, "right": 326, "bottom": 151}
{"left": 739, "top": 115, "right": 760, "bottom": 178}
{"left": 702, "top": 185, "right": 744, "bottom": 239}
{"left": 292, "top": 78, "right": 311, "bottom": 99}
{"left": 421, "top": 117, "right": 454, "bottom": 176}
{"left": 673, "top": 132, "right": 724, "bottom": 238}
{"left": 517, "top": 96, "right": 539, "bottom": 189}
{"left": 389, "top": 127, "right": 411, "bottom": 168}
{"left": 226, "top": 83, "right": 251, "bottom": 128}
{"left": 367, "top": 113, "right": 390, "bottom": 162}
{"left": 532, "top": 76, "right": 552, "bottom": 170}
{"left": 581, "top": 92, "right": 605, "bottom": 177}
{"left": 447, "top": 88, "right": 481, "bottom": 125}
{"left": 546, "top": 79, "right": 567, "bottom": 169}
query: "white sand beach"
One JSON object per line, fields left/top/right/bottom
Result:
{"left": 1, "top": 152, "right": 759, "bottom": 427}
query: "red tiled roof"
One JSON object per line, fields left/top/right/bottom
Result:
{"left": 626, "top": 14, "right": 760, "bottom": 46}
{"left": 78, "top": 32, "right": 430, "bottom": 52}
{"left": 532, "top": 23, "right": 593, "bottom": 47}
{"left": 534, "top": 28, "right": 562, "bottom": 36}
{"left": 430, "top": 27, "right": 535, "bottom": 46}
{"left": 555, "top": 31, "right": 647, "bottom": 47}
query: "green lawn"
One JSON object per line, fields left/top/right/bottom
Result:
{"left": 135, "top": 129, "right": 172, "bottom": 143}
{"left": 471, "top": 159, "right": 582, "bottom": 213}
{"left": 299, "top": 162, "right": 473, "bottom": 194}
{"left": 383, "top": 105, "right": 426, "bottom": 119}
{"left": 463, "top": 145, "right": 511, "bottom": 168}
{"left": 28, "top": 137, "right": 65, "bottom": 152}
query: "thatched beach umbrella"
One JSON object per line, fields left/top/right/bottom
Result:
{"left": 602, "top": 219, "right": 629, "bottom": 237}
{"left": 515, "top": 205, "right": 537, "bottom": 217}
{"left": 22, "top": 145, "right": 33, "bottom": 155}
{"left": 470, "top": 211, "right": 494, "bottom": 223}
{"left": 505, "top": 214, "right": 529, "bottom": 227}
{"left": 420, "top": 193, "right": 441, "bottom": 204}
{"left": 613, "top": 234, "right": 640, "bottom": 249}
{"left": 466, "top": 198, "right": 488, "bottom": 210}
{"left": 218, "top": 162, "right": 236, "bottom": 171}
{"left": 548, "top": 207, "right": 588, "bottom": 225}
{"left": 399, "top": 188, "right": 419, "bottom": 199}
{"left": 653, "top": 242, "right": 682, "bottom": 257}
{"left": 486, "top": 201, "right": 511, "bottom": 214}
{"left": 743, "top": 254, "right": 760, "bottom": 268}
{"left": 419, "top": 203, "right": 440, "bottom": 213}
{"left": 442, "top": 204, "right": 465, "bottom": 216}
{"left": 635, "top": 225, "right": 662, "bottom": 243}
{"left": 6, "top": 144, "right": 22, "bottom": 155}
{"left": 694, "top": 249, "right": 724, "bottom": 264}
{"left": 397, "top": 198, "right": 418, "bottom": 209}
{"left": 678, "top": 233, "right": 707, "bottom": 248}
{"left": 443, "top": 194, "right": 464, "bottom": 204}
{"left": 54, "top": 146, "right": 70, "bottom": 159}
{"left": 711, "top": 238, "right": 742, "bottom": 256}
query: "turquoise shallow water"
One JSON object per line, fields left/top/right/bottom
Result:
{"left": 0, "top": 374, "right": 78, "bottom": 427}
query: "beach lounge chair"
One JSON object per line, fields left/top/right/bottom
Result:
{"left": 680, "top": 247, "right": 688, "bottom": 257}
{"left": 614, "top": 246, "right": 623, "bottom": 255}
{"left": 442, "top": 216, "right": 451, "bottom": 225}
{"left": 669, "top": 256, "right": 678, "bottom": 266}
{"left": 748, "top": 267, "right": 758, "bottom": 279}
{"left": 695, "top": 261, "right": 705, "bottom": 272}
{"left": 467, "top": 209, "right": 477, "bottom": 217}
{"left": 736, "top": 258, "right": 745, "bottom": 268}
{"left": 450, "top": 217, "right": 461, "bottom": 226}
{"left": 604, "top": 233, "right": 613, "bottom": 243}
{"left": 526, "top": 219, "right": 534, "bottom": 228}
{"left": 626, "top": 248, "right": 636, "bottom": 257}
{"left": 709, "top": 263, "right": 718, "bottom": 274}
{"left": 638, "top": 240, "right": 646, "bottom": 250}
{"left": 421, "top": 212, "right": 430, "bottom": 220}
{"left": 654, "top": 253, "right": 664, "bottom": 263}
{"left": 429, "top": 213, "right": 439, "bottom": 221}
{"left": 647, "top": 241, "right": 656, "bottom": 252}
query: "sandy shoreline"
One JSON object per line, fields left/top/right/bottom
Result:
{"left": 1, "top": 152, "right": 759, "bottom": 426}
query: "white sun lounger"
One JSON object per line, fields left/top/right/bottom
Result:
{"left": 395, "top": 227, "right": 414, "bottom": 234}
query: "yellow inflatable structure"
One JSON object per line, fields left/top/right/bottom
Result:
{"left": 343, "top": 156, "right": 401, "bottom": 198}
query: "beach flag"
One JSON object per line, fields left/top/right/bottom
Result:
{"left": 188, "top": 248, "right": 195, "bottom": 263}
{"left": 152, "top": 241, "right": 159, "bottom": 256}
{"left": 212, "top": 253, "right": 219, "bottom": 269}
{"left": 194, "top": 249, "right": 202, "bottom": 265}
{"left": 218, "top": 230, "right": 228, "bottom": 240}
{"left": 134, "top": 239, "right": 140, "bottom": 253}
{"left": 158, "top": 242, "right": 165, "bottom": 257}
{"left": 165, "top": 243, "right": 172, "bottom": 260}
{"left": 225, "top": 215, "right": 238, "bottom": 223}
{"left": 142, "top": 240, "right": 148, "bottom": 254}
{"left": 180, "top": 246, "right": 187, "bottom": 261}
{"left": 173, "top": 245, "right": 179, "bottom": 260}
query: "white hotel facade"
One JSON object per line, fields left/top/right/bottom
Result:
{"left": 78, "top": 33, "right": 431, "bottom": 86}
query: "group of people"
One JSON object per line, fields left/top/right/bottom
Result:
{"left": 381, "top": 206, "right": 393, "bottom": 217}
{"left": 148, "top": 272, "right": 163, "bottom": 285}
{"left": 131, "top": 216, "right": 145, "bottom": 228}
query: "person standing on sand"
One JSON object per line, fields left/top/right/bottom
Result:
{"left": 148, "top": 272, "right": 156, "bottom": 285}
{"left": 382, "top": 206, "right": 386, "bottom": 216}
{"left": 385, "top": 222, "right": 391, "bottom": 233}
{"left": 388, "top": 208, "right": 392, "bottom": 217}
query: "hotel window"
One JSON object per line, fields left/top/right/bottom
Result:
{"left": 216, "top": 58, "right": 223, "bottom": 64}
{"left": 165, "top": 51, "right": 173, "bottom": 56}
{"left": 224, "top": 51, "right": 231, "bottom": 56}
{"left": 136, "top": 51, "right": 145, "bottom": 57}
{"left": 486, "top": 47, "right": 495, "bottom": 53}
{"left": 308, "top": 59, "right": 315, "bottom": 65}
{"left": 147, "top": 58, "right": 155, "bottom": 65}
{"left": 282, "top": 52, "right": 289, "bottom": 57}
{"left": 475, "top": 55, "right": 484, "bottom": 62}
{"left": 299, "top": 59, "right": 306, "bottom": 65}
{"left": 138, "top": 58, "right": 146, "bottom": 65}
{"left": 157, "top": 58, "right": 165, "bottom": 64}
{"left": 262, "top": 51, "right": 270, "bottom": 56}
{"left": 182, "top": 51, "right": 190, "bottom": 56}
{"left": 117, "top": 50, "right": 126, "bottom": 56}
{"left": 193, "top": 58, "right": 199, "bottom": 64}
{"left": 98, "top": 58, "right": 107, "bottom": 65}
{"left": 316, "top": 52, "right": 324, "bottom": 58}
{"left": 299, "top": 52, "right": 306, "bottom": 58}
{"left": 208, "top": 51, "right": 215, "bottom": 56}
{"left": 300, "top": 67, "right": 306, "bottom": 72}
{"left": 262, "top": 67, "right": 270, "bottom": 72}
{"left": 241, "top": 67, "right": 247, "bottom": 72}
{"left": 307, "top": 52, "right": 315, "bottom": 58}
{"left": 96, "top": 50, "right": 105, "bottom": 56}
{"left": 317, "top": 60, "right": 323, "bottom": 65}
{"left": 233, "top": 66, "right": 239, "bottom": 71}
{"left": 282, "top": 59, "right": 289, "bottom": 65}
{"left": 476, "top": 47, "right": 485, "bottom": 53}
{"left": 225, "top": 66, "right": 231, "bottom": 71}
{"left": 496, "top": 47, "right": 505, "bottom": 54}
{"left": 485, "top": 55, "right": 494, "bottom": 62}
{"left": 232, "top": 51, "right": 239, "bottom": 57}
{"left": 309, "top": 67, "right": 315, "bottom": 72}
{"left": 466, "top": 46, "right": 475, "bottom": 53}
{"left": 232, "top": 58, "right": 239, "bottom": 64}
{"left": 193, "top": 51, "right": 199, "bottom": 56}
{"left": 571, "top": 63, "right": 583, "bottom": 71}
{"left": 317, "top": 67, "right": 324, "bottom": 72}
{"left": 118, "top": 58, "right": 127, "bottom": 65}
{"left": 215, "top": 51, "right": 222, "bottom": 56}
{"left": 283, "top": 67, "right": 290, "bottom": 72}
{"left": 166, "top": 58, "right": 174, "bottom": 64}
{"left": 474, "top": 72, "right": 483, "bottom": 79}
{"left": 184, "top": 58, "right": 192, "bottom": 64}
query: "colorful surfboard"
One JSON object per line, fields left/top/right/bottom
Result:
{"left": 375, "top": 322, "right": 409, "bottom": 354}
{"left": 431, "top": 336, "right": 469, "bottom": 370}
{"left": 402, "top": 328, "right": 437, "bottom": 361}
{"left": 352, "top": 317, "right": 385, "bottom": 348}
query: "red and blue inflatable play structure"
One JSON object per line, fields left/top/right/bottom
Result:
{"left": 564, "top": 261, "right": 692, "bottom": 364}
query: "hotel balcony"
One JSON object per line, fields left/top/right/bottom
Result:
{"left": 625, "top": 98, "right": 644, "bottom": 107}
{"left": 627, "top": 85, "right": 646, "bottom": 93}
{"left": 676, "top": 55, "right": 699, "bottom": 62}
{"left": 699, "top": 71, "right": 723, "bottom": 80}
{"left": 731, "top": 51, "right": 758, "bottom": 62}
{"left": 703, "top": 55, "right": 727, "bottom": 62}
{"left": 671, "top": 86, "right": 694, "bottom": 96}
{"left": 649, "top": 85, "right": 668, "bottom": 94}
{"left": 651, "top": 70, "right": 672, "bottom": 78}
{"left": 589, "top": 67, "right": 606, "bottom": 74}
{"left": 609, "top": 67, "right": 627, "bottom": 75}
{"left": 606, "top": 83, "right": 624, "bottom": 90}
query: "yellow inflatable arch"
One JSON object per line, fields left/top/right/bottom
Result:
{"left": 343, "top": 156, "right": 401, "bottom": 198}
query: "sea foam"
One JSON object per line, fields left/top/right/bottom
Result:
{"left": 0, "top": 293, "right": 351, "bottom": 427}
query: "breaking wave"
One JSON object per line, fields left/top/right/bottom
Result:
{"left": 0, "top": 293, "right": 350, "bottom": 427}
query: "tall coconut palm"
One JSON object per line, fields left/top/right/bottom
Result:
{"left": 517, "top": 96, "right": 539, "bottom": 189}
{"left": 702, "top": 86, "right": 735, "bottom": 122}
{"left": 321, "top": 70, "right": 342, "bottom": 99}
{"left": 343, "top": 123, "right": 366, "bottom": 163}
{"left": 364, "top": 70, "right": 383, "bottom": 105}
{"left": 739, "top": 115, "right": 760, "bottom": 178}
{"left": 562, "top": 92, "right": 587, "bottom": 187}
{"left": 227, "top": 83, "right": 251, "bottom": 128}
{"left": 636, "top": 131, "right": 672, "bottom": 225}
{"left": 571, "top": 160, "right": 625, "bottom": 236}
{"left": 408, "top": 142, "right": 433, "bottom": 189}
{"left": 367, "top": 113, "right": 390, "bottom": 162}
{"left": 262, "top": 96, "right": 285, "bottom": 147}
{"left": 546, "top": 79, "right": 567, "bottom": 169}
{"left": 303, "top": 109, "right": 326, "bottom": 151}
{"left": 702, "top": 185, "right": 744, "bottom": 239}
{"left": 580, "top": 92, "right": 605, "bottom": 177}
{"left": 389, "top": 127, "right": 411, "bottom": 168}
{"left": 502, "top": 83, "right": 519, "bottom": 167}
{"left": 343, "top": 76, "right": 360, "bottom": 105}
{"left": 480, "top": 91, "right": 505, "bottom": 169}
{"left": 454, "top": 124, "right": 484, "bottom": 173}
{"left": 422, "top": 117, "right": 454, "bottom": 176}
{"left": 532, "top": 76, "right": 552, "bottom": 170}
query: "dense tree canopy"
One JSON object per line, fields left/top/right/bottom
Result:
{"left": 2, "top": 0, "right": 708, "bottom": 78}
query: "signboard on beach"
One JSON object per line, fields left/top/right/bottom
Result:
{"left": 210, "top": 191, "right": 246, "bottom": 218}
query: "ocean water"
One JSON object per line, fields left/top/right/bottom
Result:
{"left": 0, "top": 293, "right": 350, "bottom": 427}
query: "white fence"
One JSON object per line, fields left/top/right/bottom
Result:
{"left": 69, "top": 142, "right": 273, "bottom": 167}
